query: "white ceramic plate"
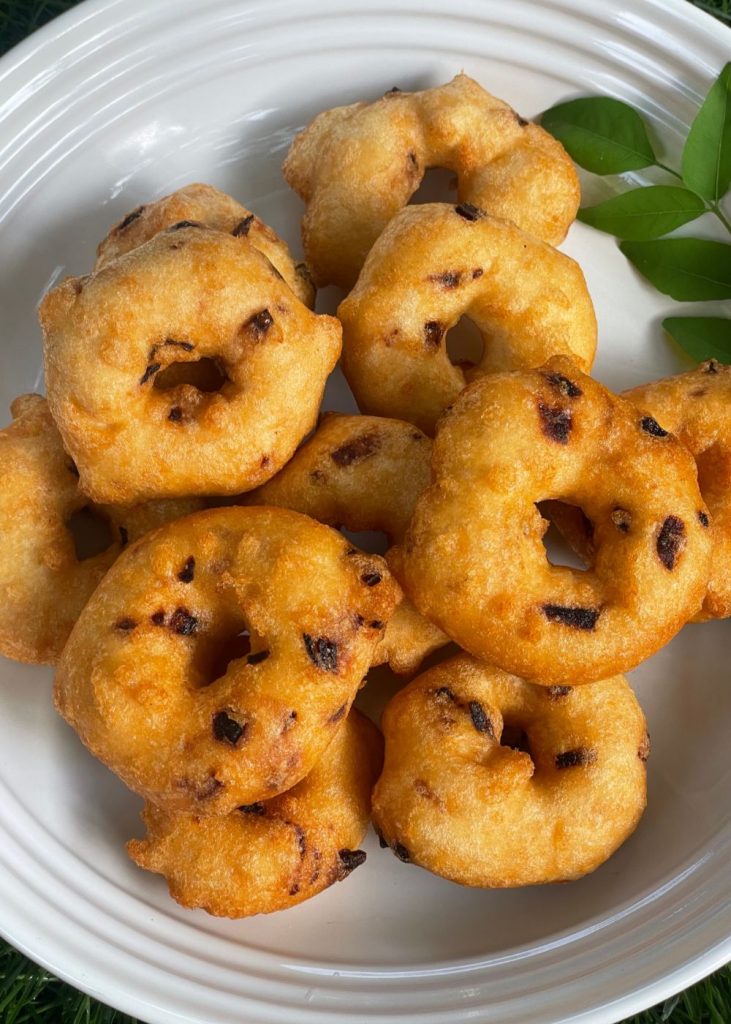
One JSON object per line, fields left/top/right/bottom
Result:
{"left": 1, "top": 1, "right": 730, "bottom": 1021}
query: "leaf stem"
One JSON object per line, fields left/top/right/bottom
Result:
{"left": 655, "top": 161, "right": 684, "bottom": 181}
{"left": 711, "top": 202, "right": 731, "bottom": 234}
{"left": 653, "top": 160, "right": 731, "bottom": 236}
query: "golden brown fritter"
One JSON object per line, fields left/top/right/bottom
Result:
{"left": 547, "top": 360, "right": 730, "bottom": 621}
{"left": 284, "top": 73, "right": 580, "bottom": 288}
{"left": 392, "top": 357, "right": 711, "bottom": 685}
{"left": 0, "top": 394, "right": 202, "bottom": 664}
{"left": 625, "top": 362, "right": 729, "bottom": 619}
{"left": 55, "top": 506, "right": 400, "bottom": 815}
{"left": 95, "top": 182, "right": 314, "bottom": 307}
{"left": 244, "top": 414, "right": 447, "bottom": 674}
{"left": 40, "top": 227, "right": 341, "bottom": 503}
{"left": 128, "top": 710, "right": 382, "bottom": 917}
{"left": 337, "top": 203, "right": 596, "bottom": 433}
{"left": 372, "top": 655, "right": 648, "bottom": 887}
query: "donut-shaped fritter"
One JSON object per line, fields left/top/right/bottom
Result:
{"left": 372, "top": 655, "right": 648, "bottom": 887}
{"left": 0, "top": 394, "right": 202, "bottom": 664}
{"left": 284, "top": 73, "right": 580, "bottom": 289}
{"left": 54, "top": 506, "right": 400, "bottom": 815}
{"left": 128, "top": 710, "right": 382, "bottom": 917}
{"left": 95, "top": 183, "right": 314, "bottom": 307}
{"left": 392, "top": 357, "right": 712, "bottom": 685}
{"left": 628, "top": 361, "right": 730, "bottom": 619}
{"left": 245, "top": 414, "right": 447, "bottom": 674}
{"left": 337, "top": 203, "right": 596, "bottom": 433}
{"left": 547, "top": 360, "right": 731, "bottom": 621}
{"left": 40, "top": 227, "right": 341, "bottom": 503}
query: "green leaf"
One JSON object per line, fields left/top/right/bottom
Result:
{"left": 578, "top": 186, "right": 705, "bottom": 239}
{"left": 682, "top": 62, "right": 731, "bottom": 201}
{"left": 620, "top": 237, "right": 731, "bottom": 299}
{"left": 541, "top": 97, "right": 655, "bottom": 174}
{"left": 663, "top": 317, "right": 731, "bottom": 363}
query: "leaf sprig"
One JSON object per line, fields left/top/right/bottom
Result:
{"left": 541, "top": 64, "right": 731, "bottom": 365}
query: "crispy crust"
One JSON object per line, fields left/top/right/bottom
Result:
{"left": 54, "top": 506, "right": 400, "bottom": 815}
{"left": 128, "top": 710, "right": 382, "bottom": 917}
{"left": 393, "top": 357, "right": 712, "bottom": 685}
{"left": 547, "top": 360, "right": 730, "bottom": 621}
{"left": 337, "top": 203, "right": 596, "bottom": 433}
{"left": 0, "top": 394, "right": 202, "bottom": 664}
{"left": 95, "top": 183, "right": 315, "bottom": 308}
{"left": 244, "top": 414, "right": 447, "bottom": 673}
{"left": 625, "top": 362, "right": 731, "bottom": 620}
{"left": 372, "top": 655, "right": 648, "bottom": 887}
{"left": 40, "top": 227, "right": 341, "bottom": 502}
{"left": 284, "top": 73, "right": 580, "bottom": 288}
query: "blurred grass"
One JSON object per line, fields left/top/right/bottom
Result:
{"left": 0, "top": 0, "right": 729, "bottom": 1023}
{"left": 0, "top": 0, "right": 78, "bottom": 52}
{"left": 692, "top": 0, "right": 731, "bottom": 20}
{"left": 0, "top": 943, "right": 137, "bottom": 1023}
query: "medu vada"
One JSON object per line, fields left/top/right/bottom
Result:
{"left": 284, "top": 73, "right": 580, "bottom": 288}
{"left": 0, "top": 394, "right": 201, "bottom": 664}
{"left": 337, "top": 203, "right": 596, "bottom": 433}
{"left": 372, "top": 654, "right": 648, "bottom": 887}
{"left": 54, "top": 506, "right": 400, "bottom": 815}
{"left": 547, "top": 360, "right": 731, "bottom": 621}
{"left": 627, "top": 361, "right": 731, "bottom": 620}
{"left": 391, "top": 357, "right": 712, "bottom": 685}
{"left": 128, "top": 710, "right": 382, "bottom": 917}
{"left": 95, "top": 182, "right": 314, "bottom": 307}
{"left": 40, "top": 226, "right": 341, "bottom": 503}
{"left": 244, "top": 413, "right": 447, "bottom": 674}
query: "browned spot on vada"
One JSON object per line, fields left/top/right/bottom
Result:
{"left": 55, "top": 506, "right": 400, "bottom": 814}
{"left": 392, "top": 358, "right": 711, "bottom": 684}
{"left": 244, "top": 414, "right": 447, "bottom": 674}
{"left": 128, "top": 710, "right": 382, "bottom": 917}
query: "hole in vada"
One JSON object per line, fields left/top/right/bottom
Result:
{"left": 696, "top": 442, "right": 726, "bottom": 502}
{"left": 500, "top": 723, "right": 532, "bottom": 756}
{"left": 407, "top": 166, "right": 456, "bottom": 204}
{"left": 340, "top": 527, "right": 389, "bottom": 556}
{"left": 66, "top": 506, "right": 114, "bottom": 561}
{"left": 445, "top": 316, "right": 484, "bottom": 370}
{"left": 536, "top": 503, "right": 590, "bottom": 572}
{"left": 190, "top": 621, "right": 269, "bottom": 689}
{"left": 153, "top": 357, "right": 228, "bottom": 393}
{"left": 198, "top": 629, "right": 253, "bottom": 685}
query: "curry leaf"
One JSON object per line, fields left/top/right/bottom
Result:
{"left": 662, "top": 317, "right": 731, "bottom": 363}
{"left": 682, "top": 62, "right": 731, "bottom": 201}
{"left": 620, "top": 238, "right": 731, "bottom": 299}
{"left": 541, "top": 96, "right": 655, "bottom": 173}
{"left": 578, "top": 186, "right": 705, "bottom": 239}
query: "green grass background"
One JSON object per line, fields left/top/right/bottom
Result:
{"left": 0, "top": 0, "right": 729, "bottom": 1021}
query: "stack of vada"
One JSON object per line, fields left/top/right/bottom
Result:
{"left": 0, "top": 76, "right": 727, "bottom": 917}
